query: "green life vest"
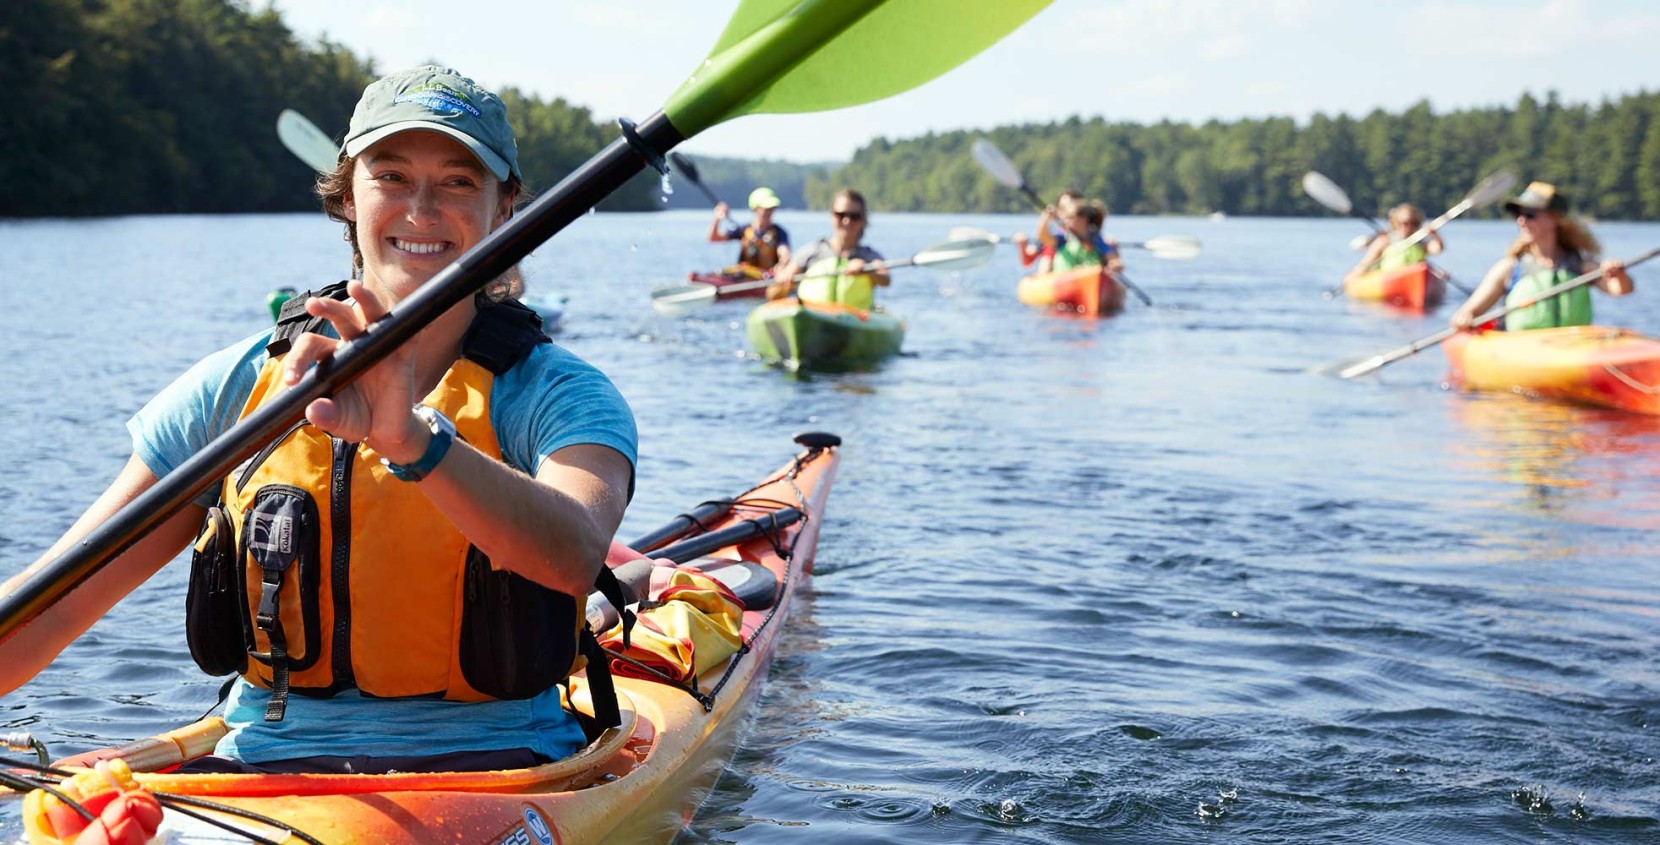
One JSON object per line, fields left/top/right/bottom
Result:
{"left": 1504, "top": 253, "right": 1592, "bottom": 332}
{"left": 1052, "top": 234, "right": 1105, "bottom": 273}
{"left": 1378, "top": 238, "right": 1427, "bottom": 270}
{"left": 797, "top": 246, "right": 876, "bottom": 311}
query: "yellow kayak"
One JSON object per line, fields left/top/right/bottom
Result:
{"left": 1444, "top": 326, "right": 1660, "bottom": 415}
{"left": 21, "top": 435, "right": 841, "bottom": 844}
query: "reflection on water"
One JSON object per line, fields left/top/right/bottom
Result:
{"left": 1448, "top": 390, "right": 1660, "bottom": 526}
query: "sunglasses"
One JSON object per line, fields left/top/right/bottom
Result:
{"left": 832, "top": 209, "right": 865, "bottom": 222}
{"left": 1516, "top": 209, "right": 1539, "bottom": 220}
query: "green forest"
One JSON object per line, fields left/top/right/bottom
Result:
{"left": 661, "top": 156, "right": 836, "bottom": 212}
{"left": 3, "top": 0, "right": 659, "bottom": 217}
{"left": 806, "top": 91, "right": 1660, "bottom": 221}
{"left": 8, "top": 0, "right": 1660, "bottom": 221}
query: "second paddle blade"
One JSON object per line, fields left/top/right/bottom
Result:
{"left": 650, "top": 283, "right": 719, "bottom": 317}
{"left": 912, "top": 238, "right": 998, "bottom": 272}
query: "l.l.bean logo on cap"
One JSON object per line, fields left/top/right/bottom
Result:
{"left": 394, "top": 82, "right": 482, "bottom": 117}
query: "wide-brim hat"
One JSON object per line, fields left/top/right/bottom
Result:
{"left": 342, "top": 66, "right": 519, "bottom": 181}
{"left": 1503, "top": 181, "right": 1569, "bottom": 216}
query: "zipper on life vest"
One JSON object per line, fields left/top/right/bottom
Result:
{"left": 330, "top": 437, "right": 356, "bottom": 691}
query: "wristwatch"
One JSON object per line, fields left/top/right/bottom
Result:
{"left": 382, "top": 405, "right": 456, "bottom": 482}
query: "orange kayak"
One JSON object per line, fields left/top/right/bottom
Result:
{"left": 1017, "top": 266, "right": 1127, "bottom": 316}
{"left": 1444, "top": 326, "right": 1660, "bottom": 415}
{"left": 21, "top": 436, "right": 841, "bottom": 845}
{"left": 1344, "top": 261, "right": 1444, "bottom": 310}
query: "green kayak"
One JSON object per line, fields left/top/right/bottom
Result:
{"left": 746, "top": 298, "right": 906, "bottom": 371}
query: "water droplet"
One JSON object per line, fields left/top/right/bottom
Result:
{"left": 660, "top": 172, "right": 674, "bottom": 197}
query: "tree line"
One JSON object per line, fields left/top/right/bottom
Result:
{"left": 806, "top": 91, "right": 1660, "bottom": 221}
{"left": 3, "top": 0, "right": 658, "bottom": 218}
{"left": 659, "top": 156, "right": 836, "bottom": 212}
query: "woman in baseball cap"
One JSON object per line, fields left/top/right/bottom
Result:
{"left": 1450, "top": 181, "right": 1634, "bottom": 331}
{"left": 4, "top": 66, "right": 638, "bottom": 775}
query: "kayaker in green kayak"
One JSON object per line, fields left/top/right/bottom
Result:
{"left": 1450, "top": 181, "right": 1634, "bottom": 331}
{"left": 1345, "top": 203, "right": 1445, "bottom": 283}
{"left": 0, "top": 66, "right": 638, "bottom": 775}
{"left": 708, "top": 186, "right": 792, "bottom": 274}
{"left": 768, "top": 188, "right": 890, "bottom": 309}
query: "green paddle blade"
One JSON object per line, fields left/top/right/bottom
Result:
{"left": 1301, "top": 171, "right": 1352, "bottom": 215}
{"left": 276, "top": 109, "right": 339, "bottom": 173}
{"left": 665, "top": 0, "right": 1053, "bottom": 136}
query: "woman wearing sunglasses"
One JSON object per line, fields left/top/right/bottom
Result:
{"left": 767, "top": 189, "right": 889, "bottom": 309}
{"left": 1449, "top": 182, "right": 1633, "bottom": 331}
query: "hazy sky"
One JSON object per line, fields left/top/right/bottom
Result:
{"left": 269, "top": 0, "right": 1660, "bottom": 163}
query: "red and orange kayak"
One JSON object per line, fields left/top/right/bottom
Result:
{"left": 1344, "top": 261, "right": 1444, "bottom": 311}
{"left": 1016, "top": 266, "right": 1127, "bottom": 316}
{"left": 21, "top": 436, "right": 841, "bottom": 844}
{"left": 687, "top": 265, "right": 770, "bottom": 300}
{"left": 1444, "top": 326, "right": 1660, "bottom": 415}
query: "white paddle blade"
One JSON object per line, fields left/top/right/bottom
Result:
{"left": 912, "top": 238, "right": 998, "bottom": 271}
{"left": 1301, "top": 171, "right": 1353, "bottom": 215}
{"left": 1349, "top": 233, "right": 1373, "bottom": 251}
{"left": 971, "top": 138, "right": 1025, "bottom": 190}
{"left": 948, "top": 226, "right": 1001, "bottom": 244}
{"left": 1466, "top": 169, "right": 1518, "bottom": 207}
{"left": 649, "top": 283, "right": 719, "bottom": 317}
{"left": 276, "top": 109, "right": 339, "bottom": 173}
{"left": 1141, "top": 234, "right": 1202, "bottom": 260}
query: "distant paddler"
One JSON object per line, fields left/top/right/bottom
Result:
{"left": 1450, "top": 182, "right": 1634, "bottom": 332}
{"left": 709, "top": 186, "right": 792, "bottom": 276}
{"left": 1017, "top": 190, "right": 1125, "bottom": 276}
{"left": 1343, "top": 203, "right": 1444, "bottom": 286}
{"left": 768, "top": 189, "right": 888, "bottom": 308}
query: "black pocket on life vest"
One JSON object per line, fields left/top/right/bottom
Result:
{"left": 242, "top": 485, "right": 323, "bottom": 673}
{"left": 186, "top": 505, "right": 247, "bottom": 676}
{"left": 459, "top": 547, "right": 578, "bottom": 699}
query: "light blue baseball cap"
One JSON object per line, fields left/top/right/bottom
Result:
{"left": 342, "top": 65, "right": 520, "bottom": 181}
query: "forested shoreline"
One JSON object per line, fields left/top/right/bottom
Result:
{"left": 4, "top": 0, "right": 659, "bottom": 217}
{"left": 8, "top": 1, "right": 1659, "bottom": 220}
{"left": 807, "top": 91, "right": 1660, "bottom": 221}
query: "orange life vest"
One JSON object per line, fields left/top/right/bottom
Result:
{"left": 738, "top": 224, "right": 786, "bottom": 270}
{"left": 186, "top": 284, "right": 623, "bottom": 723}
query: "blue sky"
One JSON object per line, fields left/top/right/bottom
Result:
{"left": 269, "top": 0, "right": 1660, "bottom": 163}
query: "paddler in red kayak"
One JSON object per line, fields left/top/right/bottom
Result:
{"left": 0, "top": 66, "right": 638, "bottom": 774}
{"left": 1449, "top": 182, "right": 1634, "bottom": 331}
{"left": 708, "top": 186, "right": 792, "bottom": 276}
{"left": 767, "top": 189, "right": 889, "bottom": 308}
{"left": 1017, "top": 190, "right": 1124, "bottom": 276}
{"left": 1343, "top": 203, "right": 1445, "bottom": 285}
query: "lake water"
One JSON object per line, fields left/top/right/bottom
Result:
{"left": 1, "top": 209, "right": 1658, "bottom": 844}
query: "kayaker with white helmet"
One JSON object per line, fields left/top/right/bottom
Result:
{"left": 709, "top": 186, "right": 792, "bottom": 274}
{"left": 768, "top": 188, "right": 891, "bottom": 309}
{"left": 1450, "top": 182, "right": 1634, "bottom": 331}
{"left": 0, "top": 66, "right": 637, "bottom": 774}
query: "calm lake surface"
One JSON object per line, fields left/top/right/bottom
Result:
{"left": 2, "top": 209, "right": 1658, "bottom": 844}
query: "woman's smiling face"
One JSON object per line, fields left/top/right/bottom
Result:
{"left": 344, "top": 129, "right": 511, "bottom": 300}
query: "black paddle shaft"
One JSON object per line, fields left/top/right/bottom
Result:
{"left": 0, "top": 114, "right": 688, "bottom": 642}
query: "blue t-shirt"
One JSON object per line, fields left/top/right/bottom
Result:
{"left": 127, "top": 319, "right": 637, "bottom": 764}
